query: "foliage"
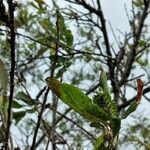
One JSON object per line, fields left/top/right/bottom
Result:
{"left": 46, "top": 69, "right": 143, "bottom": 149}
{"left": 0, "top": 0, "right": 150, "bottom": 149}
{"left": 119, "top": 116, "right": 150, "bottom": 150}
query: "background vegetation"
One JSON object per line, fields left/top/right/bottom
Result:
{"left": 0, "top": 0, "right": 150, "bottom": 149}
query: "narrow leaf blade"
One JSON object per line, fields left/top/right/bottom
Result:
{"left": 46, "top": 77, "right": 109, "bottom": 123}
{"left": 13, "top": 111, "right": 26, "bottom": 124}
{"left": 0, "top": 59, "right": 8, "bottom": 94}
{"left": 122, "top": 79, "right": 144, "bottom": 119}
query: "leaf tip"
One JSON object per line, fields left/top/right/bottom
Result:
{"left": 136, "top": 79, "right": 144, "bottom": 103}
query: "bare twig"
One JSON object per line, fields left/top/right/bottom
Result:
{"left": 119, "top": 1, "right": 150, "bottom": 86}
{"left": 46, "top": 104, "right": 96, "bottom": 140}
{"left": 118, "top": 86, "right": 150, "bottom": 111}
{"left": 30, "top": 87, "right": 50, "bottom": 150}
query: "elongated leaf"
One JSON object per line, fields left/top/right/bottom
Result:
{"left": 65, "top": 29, "right": 73, "bottom": 46}
{"left": 99, "top": 67, "right": 111, "bottom": 98}
{"left": 0, "top": 59, "right": 8, "bottom": 94}
{"left": 0, "top": 125, "right": 5, "bottom": 143}
{"left": 122, "top": 79, "right": 143, "bottom": 119}
{"left": 94, "top": 134, "right": 105, "bottom": 150}
{"left": 46, "top": 77, "right": 110, "bottom": 123}
{"left": 12, "top": 100, "right": 23, "bottom": 109}
{"left": 0, "top": 95, "right": 8, "bottom": 119}
{"left": 13, "top": 111, "right": 26, "bottom": 124}
{"left": 16, "top": 92, "right": 38, "bottom": 106}
{"left": 111, "top": 118, "right": 121, "bottom": 136}
{"left": 122, "top": 101, "right": 138, "bottom": 119}
{"left": 95, "top": 67, "right": 118, "bottom": 118}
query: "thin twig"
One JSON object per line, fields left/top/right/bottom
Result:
{"left": 47, "top": 104, "right": 96, "bottom": 140}
{"left": 30, "top": 10, "right": 60, "bottom": 150}
{"left": 119, "top": 1, "right": 150, "bottom": 86}
{"left": 30, "top": 87, "right": 50, "bottom": 150}
{"left": 118, "top": 86, "right": 150, "bottom": 111}
{"left": 51, "top": 9, "right": 60, "bottom": 150}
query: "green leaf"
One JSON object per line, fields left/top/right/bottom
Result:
{"left": 65, "top": 29, "right": 73, "bottom": 46}
{"left": 13, "top": 111, "right": 26, "bottom": 124}
{"left": 99, "top": 67, "right": 111, "bottom": 100}
{"left": 57, "top": 11, "right": 74, "bottom": 47}
{"left": 95, "top": 67, "right": 118, "bottom": 118}
{"left": 139, "top": 39, "right": 146, "bottom": 47}
{"left": 0, "top": 125, "right": 5, "bottom": 143}
{"left": 58, "top": 11, "right": 66, "bottom": 33}
{"left": 39, "top": 18, "right": 56, "bottom": 34}
{"left": 0, "top": 95, "right": 8, "bottom": 119}
{"left": 12, "top": 100, "right": 23, "bottom": 109}
{"left": 46, "top": 77, "right": 110, "bottom": 123}
{"left": 122, "top": 101, "right": 138, "bottom": 119}
{"left": 35, "top": 0, "right": 45, "bottom": 6}
{"left": 16, "top": 92, "right": 37, "bottom": 106}
{"left": 111, "top": 118, "right": 121, "bottom": 136}
{"left": 0, "top": 59, "right": 8, "bottom": 94}
{"left": 136, "top": 58, "right": 148, "bottom": 66}
{"left": 133, "top": 0, "right": 143, "bottom": 8}
{"left": 94, "top": 134, "right": 105, "bottom": 150}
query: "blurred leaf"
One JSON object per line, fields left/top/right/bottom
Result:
{"left": 111, "top": 118, "right": 121, "bottom": 136}
{"left": 46, "top": 77, "right": 110, "bottom": 124}
{"left": 0, "top": 59, "right": 8, "bottom": 94}
{"left": 94, "top": 134, "right": 105, "bottom": 150}
{"left": 16, "top": 92, "right": 37, "bottom": 106}
{"left": 39, "top": 18, "right": 56, "bottom": 34}
{"left": 34, "top": 47, "right": 48, "bottom": 59}
{"left": 136, "top": 58, "right": 148, "bottom": 66}
{"left": 16, "top": 6, "right": 36, "bottom": 29}
{"left": 65, "top": 29, "right": 73, "bottom": 46}
{"left": 12, "top": 100, "right": 23, "bottom": 109}
{"left": 0, "top": 95, "right": 8, "bottom": 119}
{"left": 35, "top": 0, "right": 45, "bottom": 6}
{"left": 122, "top": 79, "right": 144, "bottom": 119}
{"left": 58, "top": 11, "right": 66, "bottom": 33}
{"left": 13, "top": 111, "right": 26, "bottom": 124}
{"left": 35, "top": 0, "right": 45, "bottom": 10}
{"left": 0, "top": 125, "right": 5, "bottom": 143}
{"left": 133, "top": 0, "right": 143, "bottom": 8}
{"left": 139, "top": 39, "right": 146, "bottom": 47}
{"left": 122, "top": 101, "right": 138, "bottom": 119}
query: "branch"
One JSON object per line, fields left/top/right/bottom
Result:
{"left": 30, "top": 10, "right": 60, "bottom": 150}
{"left": 119, "top": 1, "right": 150, "bottom": 86}
{"left": 30, "top": 88, "right": 50, "bottom": 150}
{"left": 50, "top": 10, "right": 60, "bottom": 150}
{"left": 118, "top": 86, "right": 150, "bottom": 111}
{"left": 5, "top": 0, "right": 16, "bottom": 149}
{"left": 46, "top": 104, "right": 96, "bottom": 140}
